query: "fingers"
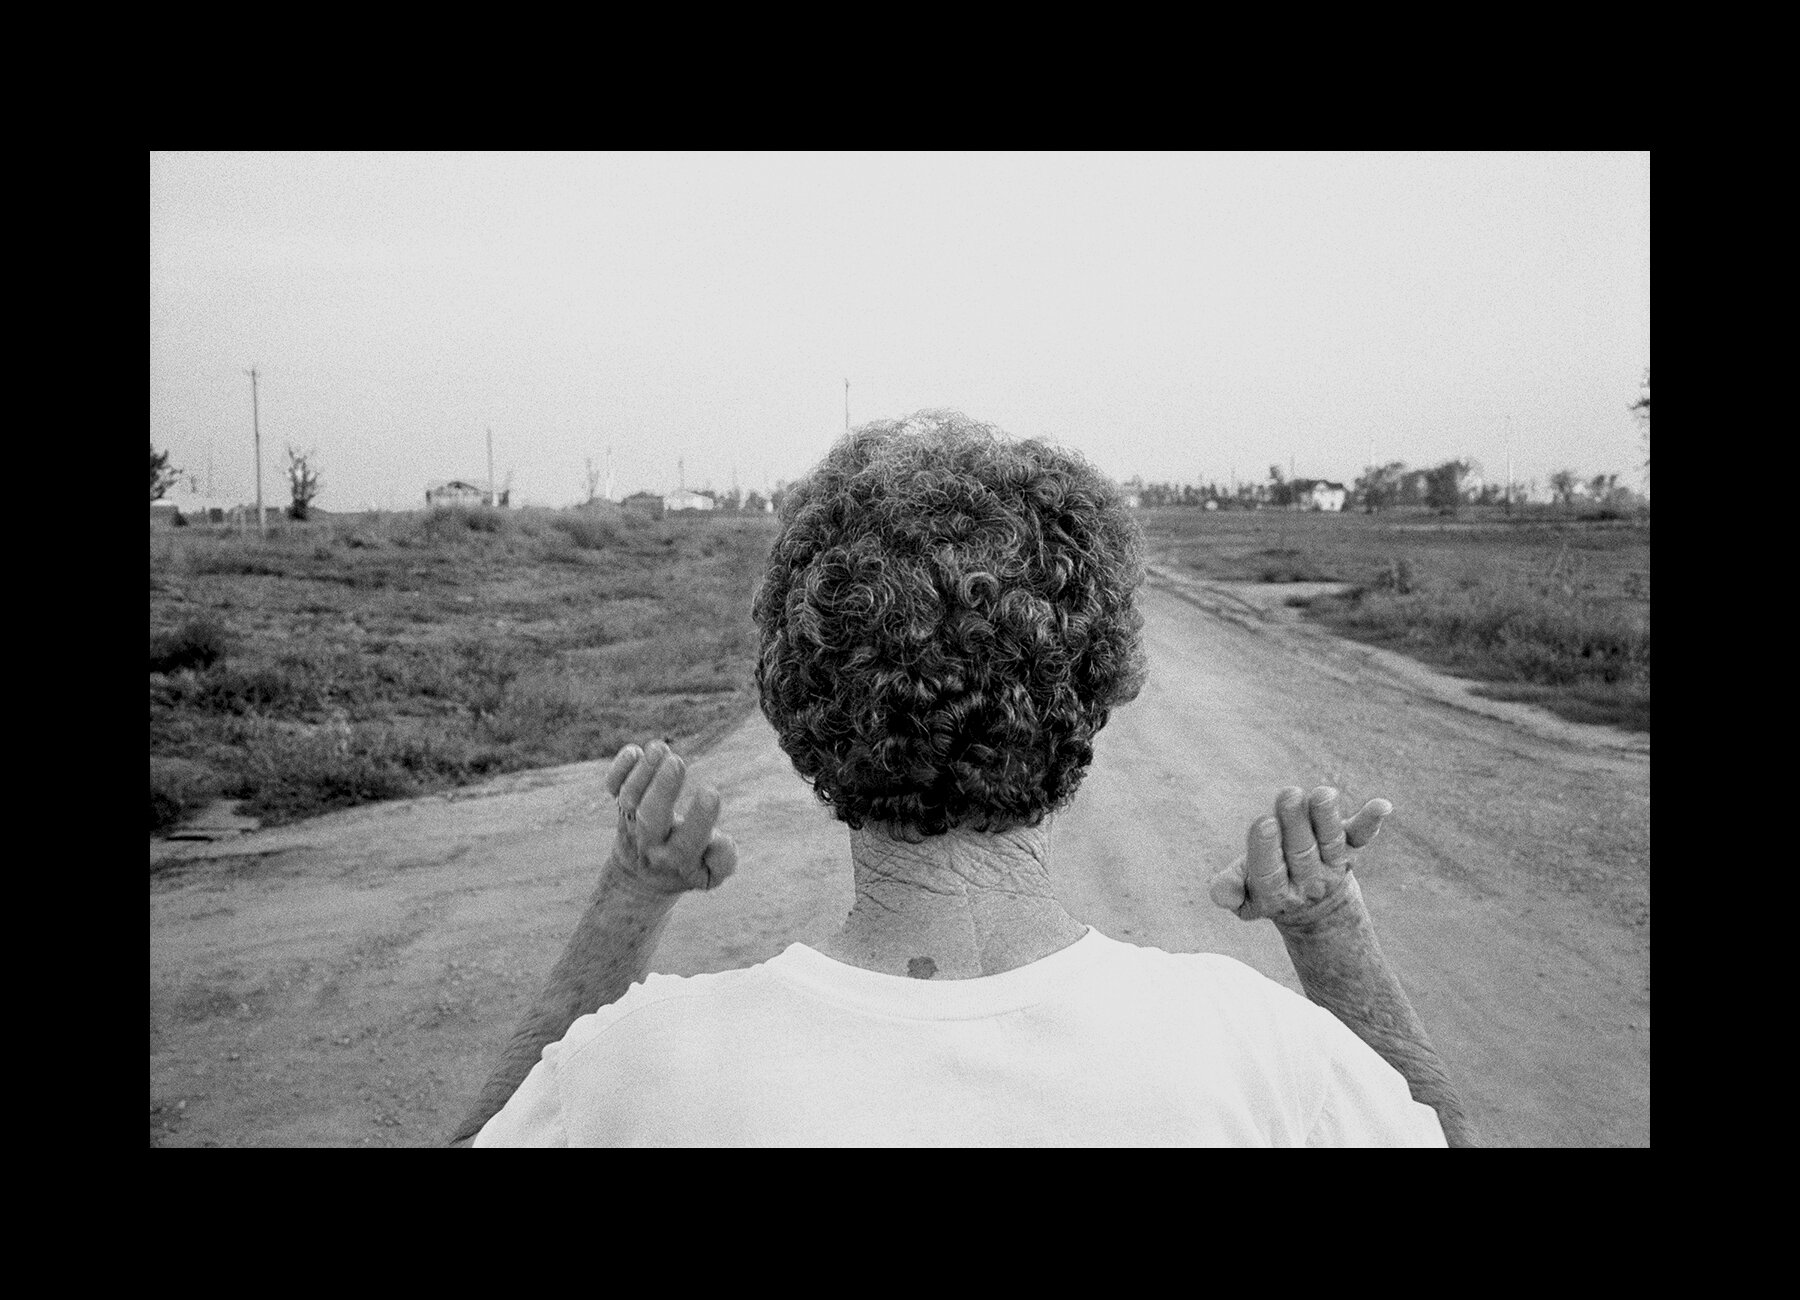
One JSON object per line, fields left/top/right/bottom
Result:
{"left": 616, "top": 740, "right": 668, "bottom": 814}
{"left": 666, "top": 786, "right": 719, "bottom": 872}
{"left": 667, "top": 791, "right": 737, "bottom": 892}
{"left": 1209, "top": 855, "right": 1248, "bottom": 912}
{"left": 1344, "top": 798, "right": 1393, "bottom": 848}
{"left": 604, "top": 744, "right": 644, "bottom": 798}
{"left": 636, "top": 749, "right": 686, "bottom": 844}
{"left": 1225, "top": 787, "right": 1389, "bottom": 922}
{"left": 1275, "top": 786, "right": 1321, "bottom": 874}
{"left": 606, "top": 739, "right": 739, "bottom": 895}
{"left": 702, "top": 828, "right": 739, "bottom": 888}
{"left": 1244, "top": 815, "right": 1286, "bottom": 908}
{"left": 1308, "top": 786, "right": 1349, "bottom": 869}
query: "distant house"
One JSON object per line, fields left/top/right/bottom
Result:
{"left": 665, "top": 488, "right": 717, "bottom": 512}
{"left": 168, "top": 488, "right": 242, "bottom": 524}
{"left": 1292, "top": 479, "right": 1348, "bottom": 512}
{"left": 152, "top": 488, "right": 261, "bottom": 526}
{"left": 426, "top": 480, "right": 489, "bottom": 508}
{"left": 621, "top": 491, "right": 665, "bottom": 519}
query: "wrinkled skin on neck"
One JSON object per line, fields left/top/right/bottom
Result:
{"left": 812, "top": 818, "right": 1087, "bottom": 979}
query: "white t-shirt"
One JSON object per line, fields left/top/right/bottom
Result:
{"left": 474, "top": 927, "right": 1446, "bottom": 1147}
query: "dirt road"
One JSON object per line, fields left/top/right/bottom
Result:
{"left": 150, "top": 570, "right": 1649, "bottom": 1147}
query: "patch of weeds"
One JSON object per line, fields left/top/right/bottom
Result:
{"left": 1307, "top": 580, "right": 1650, "bottom": 732}
{"left": 150, "top": 756, "right": 223, "bottom": 834}
{"left": 184, "top": 542, "right": 287, "bottom": 577}
{"left": 150, "top": 616, "right": 230, "bottom": 674}
{"left": 233, "top": 723, "right": 425, "bottom": 823}
{"left": 1369, "top": 557, "right": 1418, "bottom": 594}
{"left": 1471, "top": 680, "right": 1651, "bottom": 732}
{"left": 1252, "top": 549, "right": 1333, "bottom": 583}
{"left": 190, "top": 659, "right": 325, "bottom": 716}
{"left": 409, "top": 506, "right": 511, "bottom": 545}
{"left": 151, "top": 510, "right": 780, "bottom": 827}
{"left": 551, "top": 512, "right": 625, "bottom": 551}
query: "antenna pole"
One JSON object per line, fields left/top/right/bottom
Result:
{"left": 1505, "top": 414, "right": 1513, "bottom": 515}
{"left": 247, "top": 366, "right": 264, "bottom": 538}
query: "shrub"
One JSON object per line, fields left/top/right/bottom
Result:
{"left": 1370, "top": 558, "right": 1417, "bottom": 594}
{"left": 551, "top": 512, "right": 623, "bottom": 551}
{"left": 150, "top": 616, "right": 230, "bottom": 675}
{"left": 193, "top": 660, "right": 323, "bottom": 716}
{"left": 232, "top": 721, "right": 427, "bottom": 822}
{"left": 150, "top": 756, "right": 221, "bottom": 834}
{"left": 410, "top": 506, "right": 511, "bottom": 545}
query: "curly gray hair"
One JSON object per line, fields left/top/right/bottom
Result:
{"left": 752, "top": 411, "right": 1147, "bottom": 839}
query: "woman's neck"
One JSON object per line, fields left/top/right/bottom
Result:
{"left": 812, "top": 818, "right": 1086, "bottom": 979}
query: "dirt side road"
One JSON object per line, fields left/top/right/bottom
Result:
{"left": 150, "top": 573, "right": 1649, "bottom": 1147}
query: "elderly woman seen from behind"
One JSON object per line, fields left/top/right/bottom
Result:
{"left": 453, "top": 412, "right": 1475, "bottom": 1147}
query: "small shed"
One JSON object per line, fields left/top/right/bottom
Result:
{"left": 426, "top": 480, "right": 490, "bottom": 508}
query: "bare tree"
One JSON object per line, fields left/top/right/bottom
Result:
{"left": 287, "top": 445, "right": 322, "bottom": 521}
{"left": 1630, "top": 367, "right": 1650, "bottom": 475}
{"left": 151, "top": 442, "right": 180, "bottom": 502}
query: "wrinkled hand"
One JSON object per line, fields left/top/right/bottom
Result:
{"left": 1208, "top": 786, "right": 1392, "bottom": 927}
{"left": 604, "top": 740, "right": 739, "bottom": 897}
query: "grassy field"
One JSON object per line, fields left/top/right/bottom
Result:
{"left": 150, "top": 507, "right": 779, "bottom": 835}
{"left": 151, "top": 498, "right": 1647, "bottom": 837}
{"left": 1134, "top": 505, "right": 1650, "bottom": 733}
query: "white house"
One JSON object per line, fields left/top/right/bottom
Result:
{"left": 1296, "top": 480, "right": 1348, "bottom": 512}
{"left": 664, "top": 488, "right": 717, "bottom": 512}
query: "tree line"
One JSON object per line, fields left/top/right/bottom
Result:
{"left": 1122, "top": 457, "right": 1640, "bottom": 514}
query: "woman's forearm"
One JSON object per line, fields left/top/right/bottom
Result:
{"left": 448, "top": 867, "right": 679, "bottom": 1146}
{"left": 1277, "top": 879, "right": 1480, "bottom": 1148}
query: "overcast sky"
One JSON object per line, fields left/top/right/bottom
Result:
{"left": 149, "top": 151, "right": 1650, "bottom": 511}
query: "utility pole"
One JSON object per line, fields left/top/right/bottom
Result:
{"left": 606, "top": 444, "right": 615, "bottom": 503}
{"left": 246, "top": 366, "right": 264, "bottom": 538}
{"left": 487, "top": 426, "right": 496, "bottom": 507}
{"left": 844, "top": 378, "right": 851, "bottom": 432}
{"left": 1504, "top": 414, "right": 1513, "bottom": 515}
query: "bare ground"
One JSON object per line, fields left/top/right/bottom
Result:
{"left": 150, "top": 571, "right": 1648, "bottom": 1146}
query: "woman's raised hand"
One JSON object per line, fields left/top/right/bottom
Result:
{"left": 605, "top": 740, "right": 739, "bottom": 897}
{"left": 1209, "top": 786, "right": 1391, "bottom": 927}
